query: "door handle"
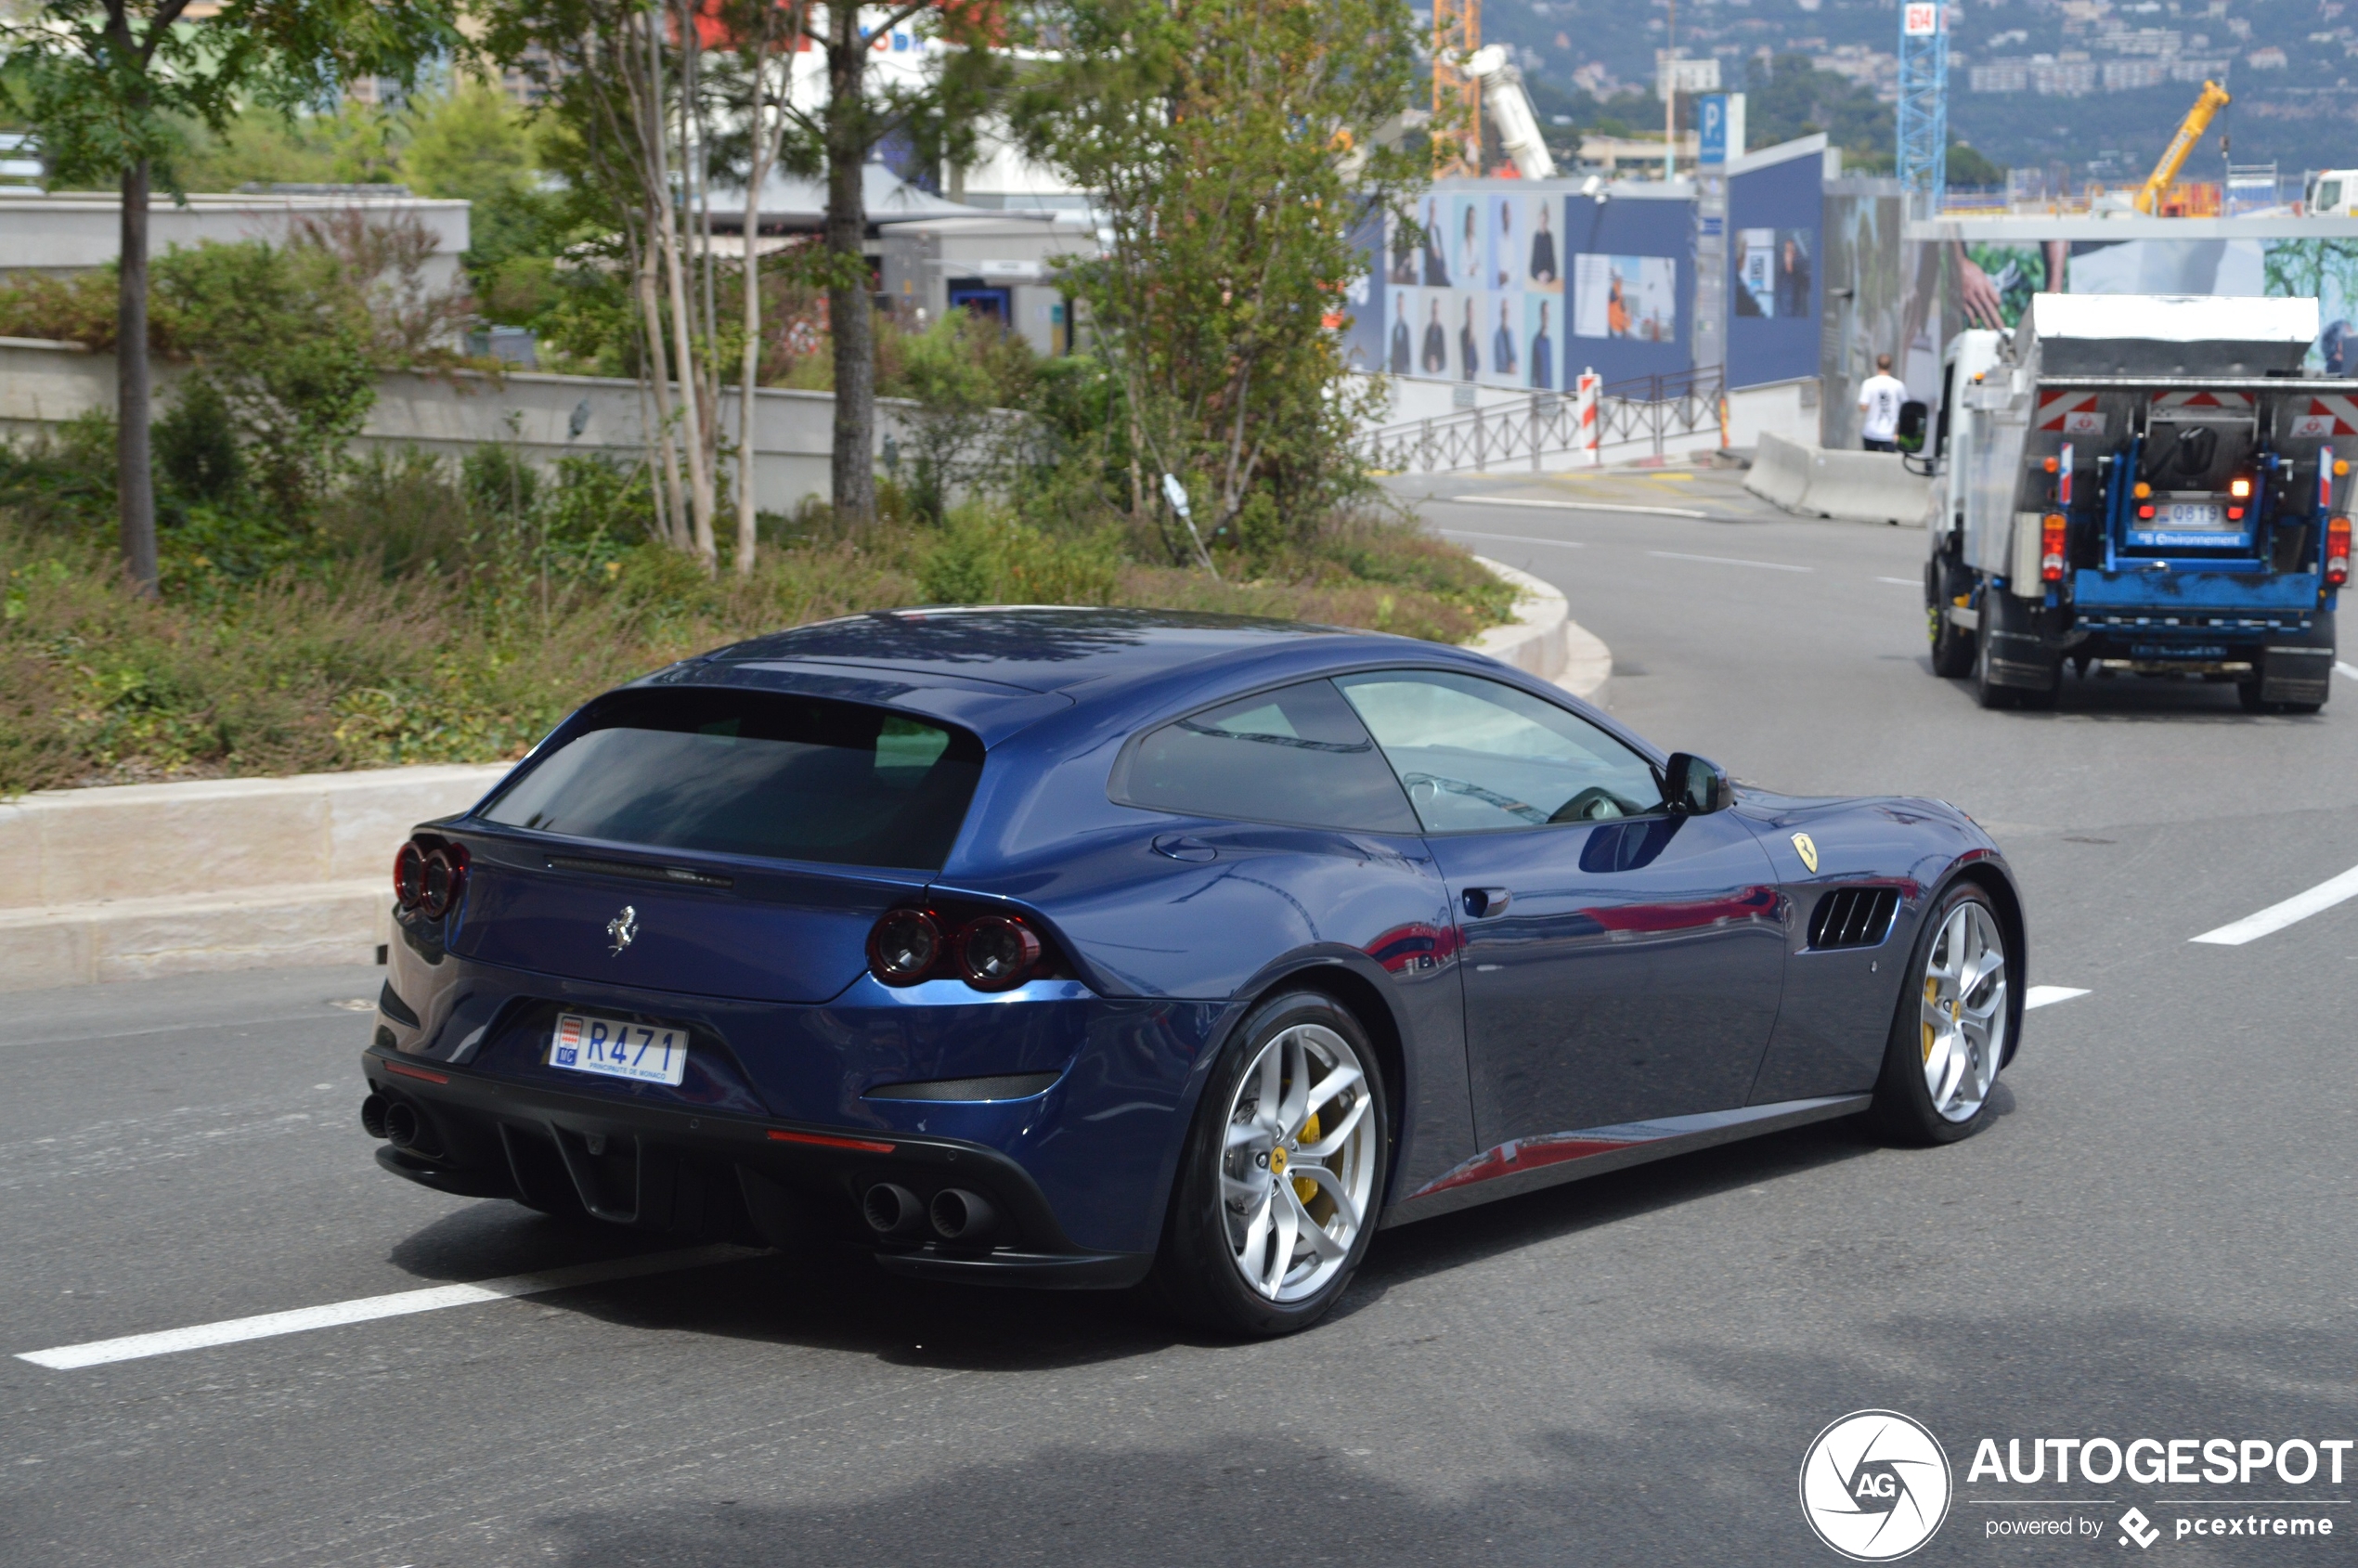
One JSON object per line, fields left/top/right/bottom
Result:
{"left": 1462, "top": 887, "right": 1511, "bottom": 918}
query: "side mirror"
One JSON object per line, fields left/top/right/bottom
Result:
{"left": 1664, "top": 752, "right": 1733, "bottom": 815}
{"left": 1895, "top": 399, "right": 1929, "bottom": 453}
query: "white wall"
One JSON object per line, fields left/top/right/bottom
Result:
{"left": 0, "top": 191, "right": 472, "bottom": 301}
{"left": 0, "top": 339, "right": 921, "bottom": 514}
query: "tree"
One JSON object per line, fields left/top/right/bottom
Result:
{"left": 3, "top": 0, "right": 458, "bottom": 593}
{"left": 1014, "top": 0, "right": 1419, "bottom": 563}
{"left": 1743, "top": 53, "right": 1894, "bottom": 169}
{"left": 777, "top": 1, "right": 1005, "bottom": 525}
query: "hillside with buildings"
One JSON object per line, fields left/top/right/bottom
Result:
{"left": 1457, "top": 0, "right": 2358, "bottom": 184}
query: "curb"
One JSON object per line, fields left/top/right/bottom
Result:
{"left": 1468, "top": 555, "right": 1612, "bottom": 703}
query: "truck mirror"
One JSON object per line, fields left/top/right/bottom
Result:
{"left": 1895, "top": 400, "right": 1929, "bottom": 453}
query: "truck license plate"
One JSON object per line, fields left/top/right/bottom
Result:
{"left": 549, "top": 1013, "right": 688, "bottom": 1086}
{"left": 2157, "top": 502, "right": 2226, "bottom": 528}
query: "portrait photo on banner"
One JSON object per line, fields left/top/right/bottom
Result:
{"left": 1573, "top": 253, "right": 1676, "bottom": 342}
{"left": 1735, "top": 227, "right": 1813, "bottom": 318}
{"left": 1523, "top": 292, "right": 1558, "bottom": 389}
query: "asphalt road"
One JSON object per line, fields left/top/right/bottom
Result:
{"left": 6, "top": 469, "right": 2355, "bottom": 1566}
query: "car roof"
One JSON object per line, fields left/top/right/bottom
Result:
{"left": 698, "top": 607, "right": 1346, "bottom": 694}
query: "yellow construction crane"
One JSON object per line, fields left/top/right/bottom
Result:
{"left": 1432, "top": 0, "right": 1481, "bottom": 177}
{"left": 2135, "top": 80, "right": 2231, "bottom": 214}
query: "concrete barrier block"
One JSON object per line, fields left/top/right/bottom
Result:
{"left": 1744, "top": 432, "right": 1814, "bottom": 511}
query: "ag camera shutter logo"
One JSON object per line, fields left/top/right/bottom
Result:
{"left": 1800, "top": 1410, "right": 1953, "bottom": 1561}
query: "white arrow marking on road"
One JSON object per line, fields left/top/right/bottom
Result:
{"left": 2189, "top": 862, "right": 2358, "bottom": 946}
{"left": 1445, "top": 495, "right": 1715, "bottom": 520}
{"left": 15, "top": 1244, "right": 758, "bottom": 1370}
{"left": 1647, "top": 550, "right": 1813, "bottom": 573}
{"left": 2336, "top": 661, "right": 2358, "bottom": 682}
{"left": 2024, "top": 986, "right": 2090, "bottom": 1009}
{"left": 1875, "top": 576, "right": 1918, "bottom": 585}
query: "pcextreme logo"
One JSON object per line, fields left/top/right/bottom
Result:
{"left": 1800, "top": 1410, "right": 1954, "bottom": 1561}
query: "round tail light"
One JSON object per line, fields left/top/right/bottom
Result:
{"left": 418, "top": 845, "right": 468, "bottom": 919}
{"left": 394, "top": 843, "right": 426, "bottom": 910}
{"left": 868, "top": 909, "right": 943, "bottom": 985}
{"left": 955, "top": 915, "right": 1043, "bottom": 991}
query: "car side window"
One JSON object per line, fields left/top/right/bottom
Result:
{"left": 1115, "top": 679, "right": 1419, "bottom": 833}
{"left": 1334, "top": 669, "right": 1665, "bottom": 832}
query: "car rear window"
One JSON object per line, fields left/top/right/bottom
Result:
{"left": 1113, "top": 680, "right": 1419, "bottom": 833}
{"left": 481, "top": 689, "right": 983, "bottom": 870}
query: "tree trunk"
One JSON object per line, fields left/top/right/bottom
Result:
{"left": 824, "top": 17, "right": 875, "bottom": 524}
{"left": 737, "top": 65, "right": 772, "bottom": 577}
{"left": 116, "top": 160, "right": 157, "bottom": 596}
{"left": 638, "top": 241, "right": 691, "bottom": 549}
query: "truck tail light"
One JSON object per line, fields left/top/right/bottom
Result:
{"left": 2229, "top": 475, "right": 2252, "bottom": 499}
{"left": 2041, "top": 513, "right": 2066, "bottom": 583}
{"left": 2328, "top": 515, "right": 2352, "bottom": 588}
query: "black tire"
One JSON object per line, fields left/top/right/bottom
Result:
{"left": 1976, "top": 587, "right": 2059, "bottom": 709}
{"left": 1927, "top": 554, "right": 1976, "bottom": 678}
{"left": 1146, "top": 990, "right": 1392, "bottom": 1338}
{"left": 1972, "top": 604, "right": 2016, "bottom": 709}
{"left": 1871, "top": 882, "right": 2017, "bottom": 1147}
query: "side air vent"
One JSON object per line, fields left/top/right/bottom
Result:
{"left": 1807, "top": 887, "right": 1900, "bottom": 951}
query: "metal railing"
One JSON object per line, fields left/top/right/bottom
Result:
{"left": 1367, "top": 366, "right": 1726, "bottom": 475}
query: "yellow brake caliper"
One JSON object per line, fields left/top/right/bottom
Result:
{"left": 1922, "top": 978, "right": 1940, "bottom": 1063}
{"left": 1293, "top": 1111, "right": 1321, "bottom": 1205}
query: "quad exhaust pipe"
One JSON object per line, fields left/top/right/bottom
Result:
{"left": 360, "top": 1094, "right": 389, "bottom": 1140}
{"left": 927, "top": 1188, "right": 995, "bottom": 1242}
{"left": 862, "top": 1183, "right": 927, "bottom": 1238}
{"left": 862, "top": 1183, "right": 998, "bottom": 1243}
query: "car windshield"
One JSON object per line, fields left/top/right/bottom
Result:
{"left": 481, "top": 689, "right": 983, "bottom": 870}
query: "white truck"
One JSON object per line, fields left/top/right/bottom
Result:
{"left": 1916, "top": 293, "right": 2348, "bottom": 711}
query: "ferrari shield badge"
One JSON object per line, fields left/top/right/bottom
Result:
{"left": 1790, "top": 833, "right": 1820, "bottom": 874}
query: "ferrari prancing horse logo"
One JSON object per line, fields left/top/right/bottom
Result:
{"left": 1791, "top": 833, "right": 1820, "bottom": 874}
{"left": 606, "top": 904, "right": 638, "bottom": 955}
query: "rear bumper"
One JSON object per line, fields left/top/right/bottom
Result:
{"left": 362, "top": 1050, "right": 1154, "bottom": 1289}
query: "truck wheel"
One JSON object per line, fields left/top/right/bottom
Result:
{"left": 2241, "top": 610, "right": 2334, "bottom": 715}
{"left": 1928, "top": 555, "right": 1975, "bottom": 678}
{"left": 1972, "top": 609, "right": 2016, "bottom": 708}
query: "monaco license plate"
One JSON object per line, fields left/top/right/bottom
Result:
{"left": 550, "top": 1013, "right": 688, "bottom": 1086}
{"left": 2157, "top": 502, "right": 2226, "bottom": 528}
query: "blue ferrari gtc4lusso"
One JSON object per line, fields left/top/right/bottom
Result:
{"left": 363, "top": 608, "right": 2025, "bottom": 1335}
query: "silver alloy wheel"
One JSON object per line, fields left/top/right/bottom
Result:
{"left": 1219, "top": 1021, "right": 1379, "bottom": 1302}
{"left": 1920, "top": 901, "right": 2006, "bottom": 1122}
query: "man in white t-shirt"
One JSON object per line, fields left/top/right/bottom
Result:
{"left": 1858, "top": 354, "right": 1908, "bottom": 452}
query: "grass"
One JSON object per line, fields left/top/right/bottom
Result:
{"left": 0, "top": 472, "right": 1514, "bottom": 794}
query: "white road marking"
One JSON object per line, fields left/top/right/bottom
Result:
{"left": 16, "top": 1245, "right": 759, "bottom": 1370}
{"left": 2336, "top": 661, "right": 2358, "bottom": 682}
{"left": 1647, "top": 550, "right": 1812, "bottom": 573}
{"left": 1875, "top": 576, "right": 1919, "bottom": 585}
{"left": 1435, "top": 527, "right": 1587, "bottom": 547}
{"left": 2024, "top": 986, "right": 2090, "bottom": 1009}
{"left": 2189, "top": 862, "right": 2358, "bottom": 946}
{"left": 1443, "top": 495, "right": 1714, "bottom": 519}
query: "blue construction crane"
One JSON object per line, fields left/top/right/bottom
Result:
{"left": 1896, "top": 0, "right": 1949, "bottom": 212}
